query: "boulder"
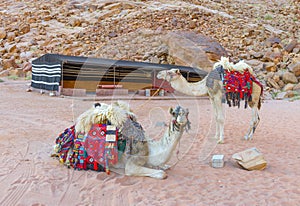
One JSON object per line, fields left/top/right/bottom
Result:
{"left": 284, "top": 39, "right": 298, "bottom": 53}
{"left": 288, "top": 62, "right": 300, "bottom": 77}
{"left": 293, "top": 82, "right": 300, "bottom": 91}
{"left": 19, "top": 23, "right": 30, "bottom": 34}
{"left": 2, "top": 57, "right": 19, "bottom": 70}
{"left": 163, "top": 31, "right": 228, "bottom": 72}
{"left": 285, "top": 91, "right": 296, "bottom": 98}
{"left": 267, "top": 78, "right": 280, "bottom": 90}
{"left": 22, "top": 62, "right": 32, "bottom": 72}
{"left": 6, "top": 32, "right": 16, "bottom": 42}
{"left": 282, "top": 72, "right": 298, "bottom": 84}
{"left": 0, "top": 27, "right": 6, "bottom": 39}
{"left": 263, "top": 62, "right": 276, "bottom": 72}
{"left": 232, "top": 147, "right": 267, "bottom": 171}
{"left": 275, "top": 92, "right": 287, "bottom": 100}
{"left": 263, "top": 49, "right": 283, "bottom": 64}
{"left": 68, "top": 17, "right": 82, "bottom": 27}
{"left": 283, "top": 83, "right": 295, "bottom": 91}
{"left": 9, "top": 68, "right": 26, "bottom": 77}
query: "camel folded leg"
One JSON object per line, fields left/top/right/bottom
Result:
{"left": 125, "top": 157, "right": 167, "bottom": 179}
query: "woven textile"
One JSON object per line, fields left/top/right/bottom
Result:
{"left": 223, "top": 69, "right": 253, "bottom": 108}
{"left": 84, "top": 124, "right": 118, "bottom": 173}
{"left": 31, "top": 63, "right": 61, "bottom": 91}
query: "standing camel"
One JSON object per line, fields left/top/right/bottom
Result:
{"left": 157, "top": 57, "right": 263, "bottom": 143}
{"left": 55, "top": 101, "right": 190, "bottom": 179}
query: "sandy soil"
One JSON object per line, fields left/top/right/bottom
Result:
{"left": 1, "top": 79, "right": 300, "bottom": 206}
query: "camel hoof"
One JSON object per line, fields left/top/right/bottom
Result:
{"left": 151, "top": 170, "right": 168, "bottom": 179}
{"left": 217, "top": 139, "right": 224, "bottom": 144}
{"left": 244, "top": 135, "right": 253, "bottom": 140}
{"left": 159, "top": 164, "right": 171, "bottom": 170}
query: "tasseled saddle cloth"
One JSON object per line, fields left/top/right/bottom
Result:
{"left": 224, "top": 69, "right": 253, "bottom": 108}
{"left": 207, "top": 67, "right": 262, "bottom": 108}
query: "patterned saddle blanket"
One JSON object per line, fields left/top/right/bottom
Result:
{"left": 53, "top": 117, "right": 145, "bottom": 174}
{"left": 206, "top": 67, "right": 263, "bottom": 108}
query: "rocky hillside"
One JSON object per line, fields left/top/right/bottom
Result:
{"left": 0, "top": 0, "right": 299, "bottom": 99}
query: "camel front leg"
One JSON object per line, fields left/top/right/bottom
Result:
{"left": 245, "top": 107, "right": 260, "bottom": 140}
{"left": 125, "top": 157, "right": 167, "bottom": 179}
{"left": 210, "top": 92, "right": 225, "bottom": 144}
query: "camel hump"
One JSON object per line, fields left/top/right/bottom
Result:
{"left": 214, "top": 56, "right": 254, "bottom": 74}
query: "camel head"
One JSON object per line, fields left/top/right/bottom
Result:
{"left": 169, "top": 106, "right": 190, "bottom": 131}
{"left": 157, "top": 68, "right": 181, "bottom": 82}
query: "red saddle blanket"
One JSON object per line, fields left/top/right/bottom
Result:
{"left": 223, "top": 69, "right": 262, "bottom": 108}
{"left": 84, "top": 124, "right": 118, "bottom": 173}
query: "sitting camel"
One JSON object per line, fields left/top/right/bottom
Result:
{"left": 55, "top": 101, "right": 190, "bottom": 179}
{"left": 157, "top": 57, "right": 263, "bottom": 143}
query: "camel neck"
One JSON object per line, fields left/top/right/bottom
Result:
{"left": 170, "top": 75, "right": 208, "bottom": 96}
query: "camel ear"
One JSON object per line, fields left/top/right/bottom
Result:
{"left": 169, "top": 107, "right": 174, "bottom": 115}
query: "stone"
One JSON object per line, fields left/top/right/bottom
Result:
{"left": 267, "top": 78, "right": 280, "bottom": 90}
{"left": 252, "top": 52, "right": 264, "bottom": 59}
{"left": 22, "top": 62, "right": 32, "bottom": 72}
{"left": 288, "top": 62, "right": 300, "bottom": 77}
{"left": 0, "top": 27, "right": 6, "bottom": 39}
{"left": 263, "top": 62, "right": 276, "bottom": 72}
{"left": 275, "top": 92, "right": 287, "bottom": 100}
{"left": 9, "top": 68, "right": 25, "bottom": 77}
{"left": 20, "top": 51, "right": 33, "bottom": 60}
{"left": 278, "top": 80, "right": 285, "bottom": 88}
{"left": 0, "top": 47, "right": 5, "bottom": 55}
{"left": 163, "top": 31, "right": 228, "bottom": 72}
{"left": 283, "top": 83, "right": 295, "bottom": 91}
{"left": 2, "top": 57, "right": 19, "bottom": 69}
{"left": 282, "top": 72, "right": 298, "bottom": 84}
{"left": 272, "top": 74, "right": 280, "bottom": 82}
{"left": 19, "top": 23, "right": 30, "bottom": 34}
{"left": 264, "top": 71, "right": 274, "bottom": 80}
{"left": 263, "top": 50, "right": 283, "bottom": 63}
{"left": 6, "top": 32, "right": 16, "bottom": 42}
{"left": 284, "top": 39, "right": 298, "bottom": 53}
{"left": 293, "top": 83, "right": 300, "bottom": 91}
{"left": 284, "top": 91, "right": 296, "bottom": 98}
{"left": 265, "top": 36, "right": 281, "bottom": 47}
{"left": 4, "top": 43, "right": 17, "bottom": 53}
{"left": 68, "top": 17, "right": 81, "bottom": 27}
{"left": 232, "top": 147, "right": 267, "bottom": 171}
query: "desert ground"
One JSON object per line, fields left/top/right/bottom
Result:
{"left": 1, "top": 78, "right": 300, "bottom": 206}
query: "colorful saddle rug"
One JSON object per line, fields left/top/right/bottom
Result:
{"left": 223, "top": 69, "right": 262, "bottom": 108}
{"left": 53, "top": 124, "right": 120, "bottom": 174}
{"left": 84, "top": 124, "right": 118, "bottom": 174}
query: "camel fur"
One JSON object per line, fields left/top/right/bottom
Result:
{"left": 74, "top": 101, "right": 190, "bottom": 179}
{"left": 157, "top": 57, "right": 262, "bottom": 143}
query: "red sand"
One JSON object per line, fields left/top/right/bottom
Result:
{"left": 1, "top": 79, "right": 300, "bottom": 206}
